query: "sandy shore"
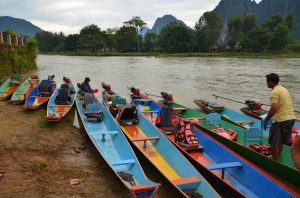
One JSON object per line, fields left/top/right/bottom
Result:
{"left": 0, "top": 101, "right": 134, "bottom": 197}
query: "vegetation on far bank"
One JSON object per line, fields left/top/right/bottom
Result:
{"left": 0, "top": 37, "right": 38, "bottom": 78}
{"left": 35, "top": 12, "right": 300, "bottom": 56}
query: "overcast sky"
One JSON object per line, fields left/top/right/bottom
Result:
{"left": 1, "top": 0, "right": 262, "bottom": 35}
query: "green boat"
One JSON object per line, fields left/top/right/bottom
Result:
{"left": 158, "top": 98, "right": 300, "bottom": 190}
{"left": 11, "top": 76, "right": 39, "bottom": 104}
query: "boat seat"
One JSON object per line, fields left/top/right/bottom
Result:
{"left": 205, "top": 113, "right": 221, "bottom": 127}
{"left": 90, "top": 131, "right": 118, "bottom": 141}
{"left": 172, "top": 176, "right": 200, "bottom": 190}
{"left": 207, "top": 162, "right": 243, "bottom": 179}
{"left": 141, "top": 110, "right": 159, "bottom": 113}
{"left": 111, "top": 159, "right": 135, "bottom": 166}
{"left": 129, "top": 184, "right": 157, "bottom": 194}
{"left": 183, "top": 145, "right": 204, "bottom": 152}
{"left": 235, "top": 120, "right": 254, "bottom": 125}
{"left": 132, "top": 136, "right": 160, "bottom": 148}
{"left": 244, "top": 127, "right": 263, "bottom": 145}
{"left": 172, "top": 107, "right": 186, "bottom": 111}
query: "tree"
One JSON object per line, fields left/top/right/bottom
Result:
{"left": 240, "top": 26, "right": 270, "bottom": 52}
{"left": 284, "top": 13, "right": 294, "bottom": 31}
{"left": 195, "top": 11, "right": 222, "bottom": 51}
{"left": 143, "top": 32, "right": 158, "bottom": 52}
{"left": 159, "top": 22, "right": 195, "bottom": 53}
{"left": 268, "top": 24, "right": 290, "bottom": 52}
{"left": 243, "top": 14, "right": 256, "bottom": 33}
{"left": 264, "top": 14, "right": 284, "bottom": 31}
{"left": 78, "top": 24, "right": 107, "bottom": 52}
{"left": 115, "top": 26, "right": 137, "bottom": 52}
{"left": 35, "top": 31, "right": 65, "bottom": 52}
{"left": 123, "top": 16, "right": 147, "bottom": 52}
{"left": 227, "top": 16, "right": 244, "bottom": 49}
{"left": 64, "top": 34, "right": 80, "bottom": 52}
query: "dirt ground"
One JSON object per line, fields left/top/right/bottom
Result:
{"left": 0, "top": 101, "right": 180, "bottom": 198}
{"left": 0, "top": 101, "right": 134, "bottom": 198}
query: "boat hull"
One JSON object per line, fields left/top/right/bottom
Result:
{"left": 0, "top": 79, "right": 19, "bottom": 101}
{"left": 75, "top": 92, "right": 159, "bottom": 198}
{"left": 11, "top": 77, "right": 39, "bottom": 104}
{"left": 23, "top": 87, "right": 51, "bottom": 110}
{"left": 45, "top": 85, "right": 76, "bottom": 122}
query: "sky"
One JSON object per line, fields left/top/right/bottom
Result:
{"left": 1, "top": 0, "right": 262, "bottom": 35}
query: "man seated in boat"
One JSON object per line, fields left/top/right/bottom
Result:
{"left": 80, "top": 77, "right": 93, "bottom": 94}
{"left": 39, "top": 75, "right": 56, "bottom": 97}
{"left": 55, "top": 78, "right": 75, "bottom": 105}
{"left": 264, "top": 73, "right": 296, "bottom": 160}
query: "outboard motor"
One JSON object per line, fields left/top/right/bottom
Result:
{"left": 161, "top": 92, "right": 173, "bottom": 102}
{"left": 245, "top": 99, "right": 262, "bottom": 111}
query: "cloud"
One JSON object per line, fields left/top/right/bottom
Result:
{"left": 1, "top": 0, "right": 225, "bottom": 34}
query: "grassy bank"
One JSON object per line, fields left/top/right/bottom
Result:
{"left": 44, "top": 51, "right": 300, "bottom": 59}
{"left": 0, "top": 46, "right": 37, "bottom": 78}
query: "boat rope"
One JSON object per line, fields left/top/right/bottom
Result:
{"left": 213, "top": 94, "right": 300, "bottom": 113}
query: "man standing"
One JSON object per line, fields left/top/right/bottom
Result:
{"left": 264, "top": 73, "right": 296, "bottom": 160}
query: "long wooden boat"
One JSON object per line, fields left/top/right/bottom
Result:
{"left": 44, "top": 84, "right": 76, "bottom": 122}
{"left": 0, "top": 78, "right": 21, "bottom": 101}
{"left": 75, "top": 92, "right": 159, "bottom": 198}
{"left": 101, "top": 86, "right": 220, "bottom": 198}
{"left": 130, "top": 93, "right": 298, "bottom": 197}
{"left": 157, "top": 98, "right": 300, "bottom": 190}
{"left": 11, "top": 76, "right": 39, "bottom": 104}
{"left": 23, "top": 79, "right": 56, "bottom": 110}
{"left": 194, "top": 99, "right": 299, "bottom": 142}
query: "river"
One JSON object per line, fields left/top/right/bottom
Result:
{"left": 37, "top": 55, "right": 300, "bottom": 114}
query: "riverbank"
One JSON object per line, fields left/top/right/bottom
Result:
{"left": 0, "top": 102, "right": 131, "bottom": 197}
{"left": 44, "top": 52, "right": 300, "bottom": 59}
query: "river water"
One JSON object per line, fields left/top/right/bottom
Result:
{"left": 37, "top": 55, "right": 300, "bottom": 114}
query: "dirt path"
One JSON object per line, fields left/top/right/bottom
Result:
{"left": 0, "top": 101, "right": 132, "bottom": 197}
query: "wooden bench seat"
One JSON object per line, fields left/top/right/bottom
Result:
{"left": 235, "top": 120, "right": 254, "bottom": 125}
{"left": 172, "top": 176, "right": 200, "bottom": 186}
{"left": 207, "top": 162, "right": 243, "bottom": 179}
{"left": 90, "top": 131, "right": 118, "bottom": 141}
{"left": 172, "top": 107, "right": 187, "bottom": 111}
{"left": 132, "top": 136, "right": 160, "bottom": 148}
{"left": 111, "top": 159, "right": 135, "bottom": 166}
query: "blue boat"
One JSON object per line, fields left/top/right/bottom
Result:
{"left": 45, "top": 83, "right": 76, "bottom": 122}
{"left": 130, "top": 94, "right": 298, "bottom": 198}
{"left": 75, "top": 91, "right": 159, "bottom": 198}
{"left": 101, "top": 85, "right": 220, "bottom": 198}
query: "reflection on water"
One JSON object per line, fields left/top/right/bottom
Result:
{"left": 37, "top": 55, "right": 300, "bottom": 114}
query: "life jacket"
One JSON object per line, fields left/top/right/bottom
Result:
{"left": 248, "top": 144, "right": 271, "bottom": 156}
{"left": 175, "top": 119, "right": 198, "bottom": 148}
{"left": 211, "top": 127, "right": 237, "bottom": 141}
{"left": 55, "top": 85, "right": 70, "bottom": 105}
{"left": 39, "top": 80, "right": 53, "bottom": 97}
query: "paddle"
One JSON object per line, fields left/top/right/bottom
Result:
{"left": 213, "top": 94, "right": 300, "bottom": 113}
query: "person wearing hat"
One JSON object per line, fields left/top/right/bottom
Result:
{"left": 80, "top": 77, "right": 93, "bottom": 93}
{"left": 264, "top": 73, "right": 296, "bottom": 160}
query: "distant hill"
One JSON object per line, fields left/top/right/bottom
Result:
{"left": 150, "top": 15, "right": 187, "bottom": 34}
{"left": 0, "top": 16, "right": 43, "bottom": 37}
{"left": 213, "top": 0, "right": 300, "bottom": 40}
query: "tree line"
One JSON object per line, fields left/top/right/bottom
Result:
{"left": 35, "top": 12, "right": 299, "bottom": 54}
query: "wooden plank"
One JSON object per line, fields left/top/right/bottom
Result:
{"left": 111, "top": 159, "right": 135, "bottom": 166}
{"left": 171, "top": 176, "right": 200, "bottom": 185}
{"left": 235, "top": 120, "right": 254, "bottom": 124}
{"left": 172, "top": 107, "right": 186, "bottom": 111}
{"left": 206, "top": 162, "right": 243, "bottom": 170}
{"left": 132, "top": 136, "right": 160, "bottom": 142}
